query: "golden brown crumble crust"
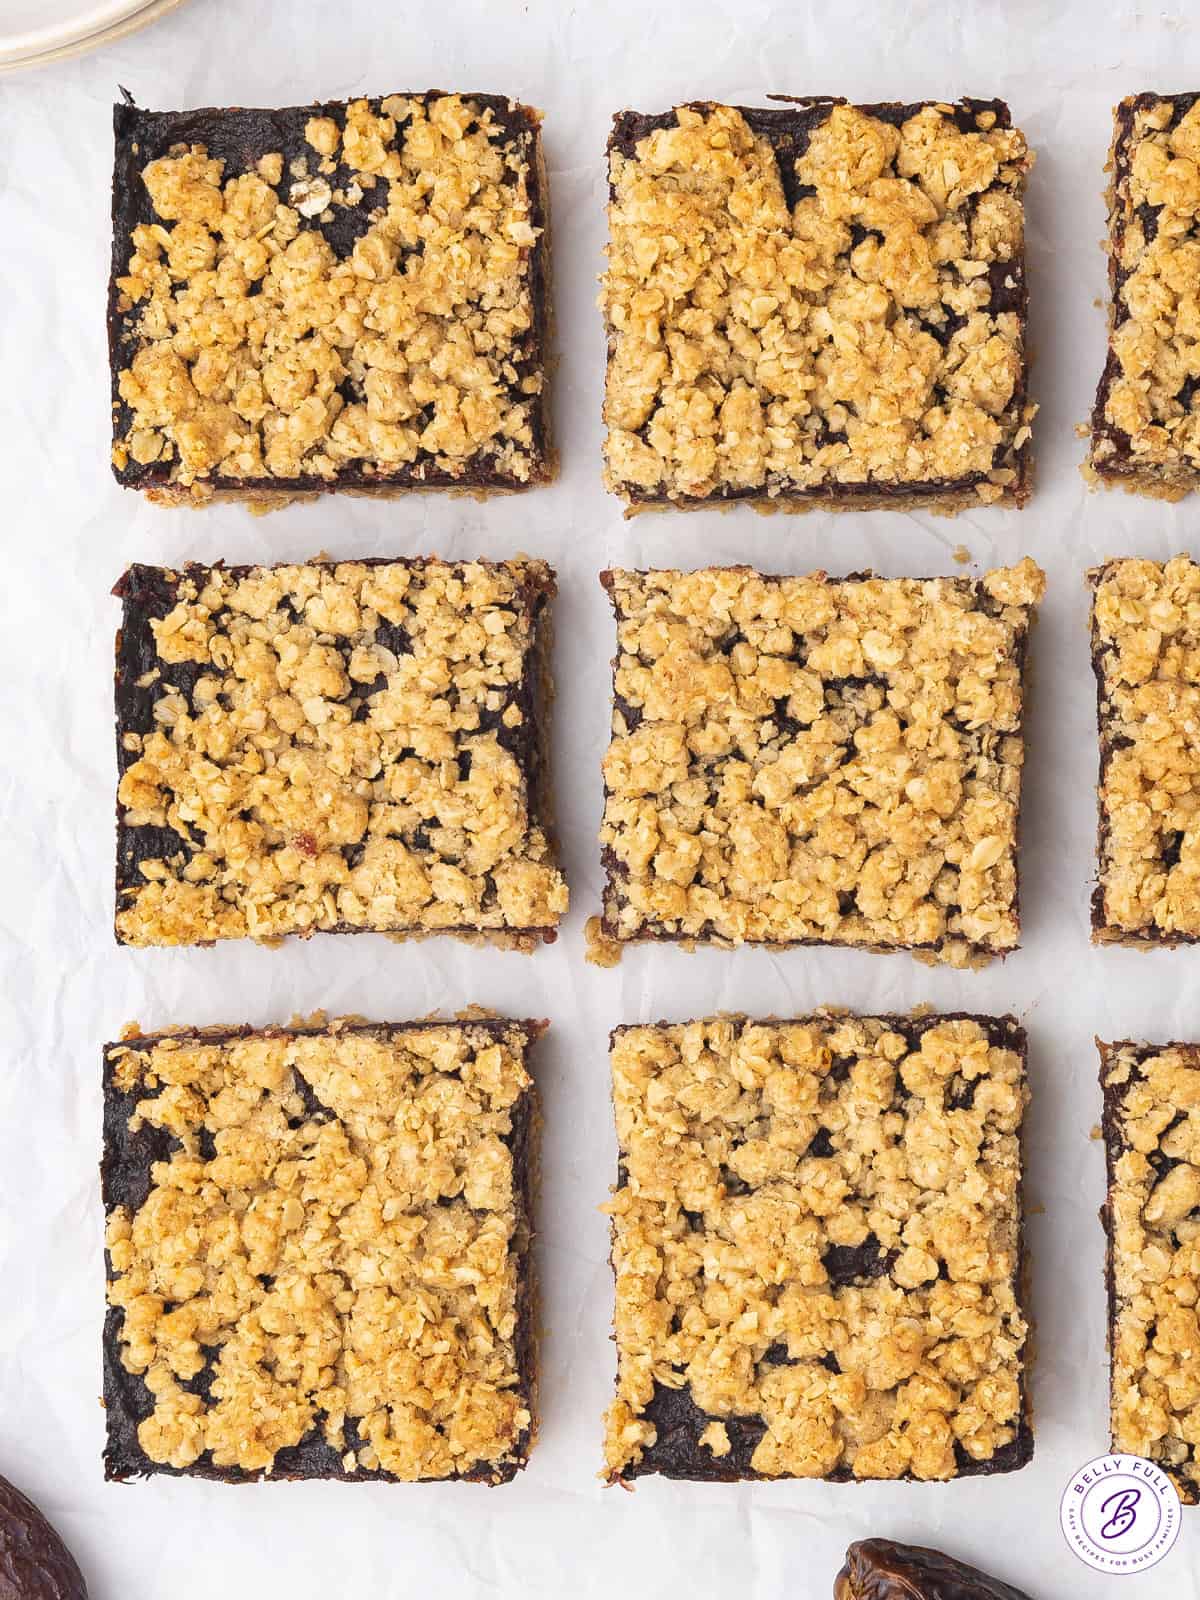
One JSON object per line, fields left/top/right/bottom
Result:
{"left": 1100, "top": 1041, "right": 1200, "bottom": 1503}
{"left": 1090, "top": 556, "right": 1200, "bottom": 944}
{"left": 603, "top": 1014, "right": 1030, "bottom": 1482}
{"left": 103, "top": 1018, "right": 540, "bottom": 1482}
{"left": 110, "top": 94, "right": 550, "bottom": 505}
{"left": 601, "top": 100, "right": 1034, "bottom": 511}
{"left": 114, "top": 557, "right": 567, "bottom": 948}
{"left": 594, "top": 561, "right": 1044, "bottom": 967}
{"left": 1089, "top": 95, "right": 1200, "bottom": 498}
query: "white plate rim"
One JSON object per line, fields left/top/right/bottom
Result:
{"left": 0, "top": 0, "right": 153, "bottom": 59}
{"left": 0, "top": 0, "right": 187, "bottom": 70}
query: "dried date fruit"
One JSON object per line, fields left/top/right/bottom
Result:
{"left": 0, "top": 1475, "right": 88, "bottom": 1600}
{"left": 835, "top": 1539, "right": 1033, "bottom": 1600}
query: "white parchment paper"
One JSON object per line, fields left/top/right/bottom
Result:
{"left": 1, "top": 0, "right": 1200, "bottom": 1593}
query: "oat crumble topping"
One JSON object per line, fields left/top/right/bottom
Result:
{"left": 595, "top": 561, "right": 1044, "bottom": 965}
{"left": 103, "top": 1019, "right": 539, "bottom": 1482}
{"left": 110, "top": 94, "right": 549, "bottom": 503}
{"left": 604, "top": 1015, "right": 1030, "bottom": 1481}
{"left": 602, "top": 99, "right": 1034, "bottom": 511}
{"left": 1100, "top": 1041, "right": 1200, "bottom": 1503}
{"left": 114, "top": 558, "right": 566, "bottom": 948}
{"left": 1090, "top": 556, "right": 1200, "bottom": 943}
{"left": 1090, "top": 95, "right": 1200, "bottom": 497}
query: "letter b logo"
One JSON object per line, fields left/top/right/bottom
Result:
{"left": 1099, "top": 1487, "right": 1140, "bottom": 1540}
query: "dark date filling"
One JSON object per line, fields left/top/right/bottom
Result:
{"left": 607, "top": 98, "right": 1030, "bottom": 508}
{"left": 611, "top": 1013, "right": 1032, "bottom": 1484}
{"left": 113, "top": 560, "right": 557, "bottom": 944}
{"left": 835, "top": 1538, "right": 1034, "bottom": 1600}
{"left": 101, "top": 1019, "right": 538, "bottom": 1485}
{"left": 109, "top": 92, "right": 550, "bottom": 496}
{"left": 599, "top": 571, "right": 1030, "bottom": 957}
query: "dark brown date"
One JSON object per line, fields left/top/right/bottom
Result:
{"left": 0, "top": 1475, "right": 88, "bottom": 1600}
{"left": 834, "top": 1539, "right": 1033, "bottom": 1600}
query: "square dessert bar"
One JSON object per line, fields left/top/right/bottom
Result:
{"left": 601, "top": 98, "right": 1034, "bottom": 513}
{"left": 604, "top": 1013, "right": 1032, "bottom": 1483}
{"left": 1090, "top": 556, "right": 1200, "bottom": 944}
{"left": 592, "top": 561, "right": 1044, "bottom": 968}
{"left": 102, "top": 1015, "right": 542, "bottom": 1483}
{"left": 1089, "top": 94, "right": 1200, "bottom": 498}
{"left": 114, "top": 557, "right": 567, "bottom": 949}
{"left": 109, "top": 92, "right": 551, "bottom": 507}
{"left": 1099, "top": 1039, "right": 1200, "bottom": 1504}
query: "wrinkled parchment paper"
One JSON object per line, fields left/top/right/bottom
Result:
{"left": 2, "top": 1, "right": 1199, "bottom": 1594}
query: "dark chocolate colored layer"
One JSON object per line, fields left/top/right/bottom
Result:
{"left": 109, "top": 92, "right": 550, "bottom": 498}
{"left": 112, "top": 558, "right": 558, "bottom": 946}
{"left": 609, "top": 1013, "right": 1033, "bottom": 1484}
{"left": 835, "top": 1538, "right": 1035, "bottom": 1600}
{"left": 102, "top": 1018, "right": 541, "bottom": 1485}
{"left": 606, "top": 98, "right": 1030, "bottom": 511}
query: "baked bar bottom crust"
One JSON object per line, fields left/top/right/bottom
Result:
{"left": 138, "top": 478, "right": 553, "bottom": 514}
{"left": 1088, "top": 464, "right": 1194, "bottom": 503}
{"left": 614, "top": 481, "right": 1031, "bottom": 519}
